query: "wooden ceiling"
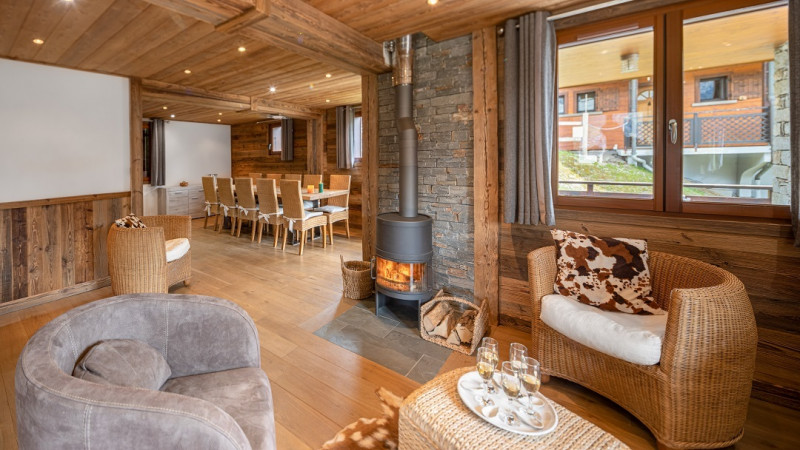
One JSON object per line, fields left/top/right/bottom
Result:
{"left": 1, "top": 0, "right": 599, "bottom": 125}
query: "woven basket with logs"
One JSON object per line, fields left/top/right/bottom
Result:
{"left": 419, "top": 289, "right": 488, "bottom": 355}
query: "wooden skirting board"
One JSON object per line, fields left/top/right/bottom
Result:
{"left": 0, "top": 277, "right": 110, "bottom": 316}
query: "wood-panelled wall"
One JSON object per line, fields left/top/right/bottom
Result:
{"left": 497, "top": 210, "right": 800, "bottom": 409}
{"left": 231, "top": 109, "right": 363, "bottom": 231}
{"left": 231, "top": 119, "right": 308, "bottom": 177}
{"left": 0, "top": 193, "right": 130, "bottom": 306}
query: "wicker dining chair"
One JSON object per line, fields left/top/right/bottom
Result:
{"left": 301, "top": 174, "right": 322, "bottom": 210}
{"left": 107, "top": 215, "right": 192, "bottom": 295}
{"left": 283, "top": 174, "right": 302, "bottom": 181}
{"left": 266, "top": 173, "right": 282, "bottom": 181}
{"left": 279, "top": 180, "right": 328, "bottom": 256}
{"left": 216, "top": 177, "right": 238, "bottom": 236}
{"left": 248, "top": 172, "right": 263, "bottom": 180}
{"left": 233, "top": 177, "right": 259, "bottom": 241}
{"left": 527, "top": 246, "right": 758, "bottom": 449}
{"left": 320, "top": 174, "right": 351, "bottom": 244}
{"left": 201, "top": 176, "right": 220, "bottom": 231}
{"left": 255, "top": 178, "right": 283, "bottom": 247}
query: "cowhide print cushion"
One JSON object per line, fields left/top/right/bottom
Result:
{"left": 321, "top": 387, "right": 403, "bottom": 450}
{"left": 551, "top": 229, "right": 665, "bottom": 315}
{"left": 114, "top": 214, "right": 147, "bottom": 229}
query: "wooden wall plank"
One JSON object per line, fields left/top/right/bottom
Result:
{"left": 41, "top": 205, "right": 61, "bottom": 295}
{"left": 130, "top": 77, "right": 143, "bottom": 215}
{"left": 75, "top": 201, "right": 94, "bottom": 285}
{"left": 10, "top": 209, "right": 27, "bottom": 300}
{"left": 360, "top": 73, "right": 378, "bottom": 261}
{"left": 60, "top": 203, "right": 76, "bottom": 288}
{"left": 26, "top": 207, "right": 45, "bottom": 297}
{"left": 231, "top": 120, "right": 308, "bottom": 177}
{"left": 0, "top": 210, "right": 11, "bottom": 303}
{"left": 472, "top": 27, "right": 500, "bottom": 324}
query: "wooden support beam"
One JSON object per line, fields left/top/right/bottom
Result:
{"left": 361, "top": 74, "right": 379, "bottom": 261}
{"left": 142, "top": 0, "right": 389, "bottom": 74}
{"left": 251, "top": 97, "right": 324, "bottom": 120}
{"left": 130, "top": 77, "right": 143, "bottom": 216}
{"left": 305, "top": 115, "right": 326, "bottom": 174}
{"left": 472, "top": 28, "right": 499, "bottom": 325}
{"left": 142, "top": 79, "right": 251, "bottom": 110}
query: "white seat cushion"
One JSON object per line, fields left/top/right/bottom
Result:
{"left": 313, "top": 205, "right": 347, "bottom": 213}
{"left": 164, "top": 238, "right": 190, "bottom": 263}
{"left": 303, "top": 211, "right": 323, "bottom": 219}
{"left": 540, "top": 294, "right": 667, "bottom": 366}
{"left": 303, "top": 200, "right": 315, "bottom": 210}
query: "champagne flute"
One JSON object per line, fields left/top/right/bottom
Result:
{"left": 500, "top": 361, "right": 521, "bottom": 425}
{"left": 509, "top": 343, "right": 528, "bottom": 374}
{"left": 481, "top": 337, "right": 499, "bottom": 393}
{"left": 519, "top": 356, "right": 542, "bottom": 417}
{"left": 475, "top": 347, "right": 496, "bottom": 406}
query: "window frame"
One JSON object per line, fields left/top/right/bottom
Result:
{"left": 697, "top": 75, "right": 729, "bottom": 102}
{"left": 553, "top": 0, "right": 790, "bottom": 220}
{"left": 267, "top": 123, "right": 282, "bottom": 155}
{"left": 558, "top": 94, "right": 567, "bottom": 114}
{"left": 575, "top": 91, "right": 597, "bottom": 113}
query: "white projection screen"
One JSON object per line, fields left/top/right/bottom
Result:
{"left": 0, "top": 59, "right": 129, "bottom": 203}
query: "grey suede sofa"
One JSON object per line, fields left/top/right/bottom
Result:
{"left": 15, "top": 294, "right": 276, "bottom": 450}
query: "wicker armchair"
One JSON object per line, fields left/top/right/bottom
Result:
{"left": 528, "top": 246, "right": 757, "bottom": 449}
{"left": 107, "top": 215, "right": 192, "bottom": 295}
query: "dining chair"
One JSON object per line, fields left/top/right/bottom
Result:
{"left": 316, "top": 174, "right": 351, "bottom": 244}
{"left": 255, "top": 178, "right": 283, "bottom": 247}
{"left": 201, "top": 176, "right": 220, "bottom": 231}
{"left": 280, "top": 180, "right": 328, "bottom": 256}
{"left": 266, "top": 173, "right": 282, "bottom": 181}
{"left": 233, "top": 177, "right": 259, "bottom": 241}
{"left": 302, "top": 174, "right": 322, "bottom": 210}
{"left": 283, "top": 174, "right": 302, "bottom": 181}
{"left": 216, "top": 177, "right": 238, "bottom": 236}
{"left": 248, "top": 172, "right": 263, "bottom": 180}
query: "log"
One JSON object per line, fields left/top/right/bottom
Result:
{"left": 455, "top": 310, "right": 477, "bottom": 343}
{"left": 433, "top": 311, "right": 459, "bottom": 339}
{"left": 447, "top": 329, "right": 461, "bottom": 346}
{"left": 423, "top": 301, "right": 452, "bottom": 333}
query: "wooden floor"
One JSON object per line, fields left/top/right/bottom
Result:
{"left": 1, "top": 218, "right": 799, "bottom": 449}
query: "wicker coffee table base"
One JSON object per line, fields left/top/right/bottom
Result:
{"left": 399, "top": 367, "right": 630, "bottom": 450}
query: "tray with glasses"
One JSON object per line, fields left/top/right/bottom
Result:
{"left": 456, "top": 340, "right": 558, "bottom": 436}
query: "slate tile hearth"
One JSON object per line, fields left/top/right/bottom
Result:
{"left": 314, "top": 299, "right": 451, "bottom": 384}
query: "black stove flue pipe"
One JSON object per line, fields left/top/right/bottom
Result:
{"left": 393, "top": 35, "right": 418, "bottom": 218}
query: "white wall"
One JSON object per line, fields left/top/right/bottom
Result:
{"left": 142, "top": 121, "right": 231, "bottom": 215}
{"left": 0, "top": 58, "right": 129, "bottom": 203}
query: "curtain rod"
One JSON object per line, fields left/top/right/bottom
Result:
{"left": 547, "top": 0, "right": 635, "bottom": 21}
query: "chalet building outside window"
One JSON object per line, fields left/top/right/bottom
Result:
{"left": 555, "top": 0, "right": 791, "bottom": 219}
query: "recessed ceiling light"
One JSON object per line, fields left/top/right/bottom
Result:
{"left": 309, "top": 83, "right": 314, "bottom": 89}
{"left": 170, "top": 114, "right": 175, "bottom": 118}
{"left": 238, "top": 46, "right": 246, "bottom": 53}
{"left": 184, "top": 69, "right": 191, "bottom": 74}
{"left": 325, "top": 99, "right": 330, "bottom": 103}
{"left": 325, "top": 73, "right": 332, "bottom": 78}
{"left": 32, "top": 38, "right": 44, "bottom": 45}
{"left": 428, "top": 0, "right": 438, "bottom": 5}
{"left": 217, "top": 119, "right": 221, "bottom": 122}
{"left": 218, "top": 112, "right": 223, "bottom": 115}
{"left": 162, "top": 106, "right": 168, "bottom": 110}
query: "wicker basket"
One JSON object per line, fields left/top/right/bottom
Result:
{"left": 341, "top": 255, "right": 375, "bottom": 299}
{"left": 419, "top": 289, "right": 488, "bottom": 355}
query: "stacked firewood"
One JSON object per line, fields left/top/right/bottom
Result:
{"left": 421, "top": 301, "right": 477, "bottom": 349}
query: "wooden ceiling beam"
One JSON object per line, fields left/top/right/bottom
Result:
{"left": 142, "top": 0, "right": 389, "bottom": 74}
{"left": 142, "top": 79, "right": 251, "bottom": 110}
{"left": 251, "top": 97, "right": 323, "bottom": 120}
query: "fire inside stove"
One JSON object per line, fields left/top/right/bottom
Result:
{"left": 376, "top": 257, "right": 428, "bottom": 293}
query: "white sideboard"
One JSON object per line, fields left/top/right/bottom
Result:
{"left": 157, "top": 185, "right": 206, "bottom": 218}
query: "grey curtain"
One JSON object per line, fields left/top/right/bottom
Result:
{"left": 791, "top": 1, "right": 799, "bottom": 246}
{"left": 503, "top": 12, "right": 556, "bottom": 226}
{"left": 280, "top": 118, "right": 294, "bottom": 161}
{"left": 150, "top": 118, "right": 165, "bottom": 187}
{"left": 336, "top": 106, "right": 354, "bottom": 169}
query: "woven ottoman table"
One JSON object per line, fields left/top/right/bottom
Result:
{"left": 399, "top": 367, "right": 629, "bottom": 449}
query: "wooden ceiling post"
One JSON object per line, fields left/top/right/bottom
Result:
{"left": 472, "top": 28, "right": 500, "bottom": 325}
{"left": 360, "top": 73, "right": 379, "bottom": 261}
{"left": 130, "top": 77, "right": 144, "bottom": 216}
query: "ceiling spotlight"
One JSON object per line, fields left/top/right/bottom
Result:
{"left": 269, "top": 86, "right": 276, "bottom": 93}
{"left": 325, "top": 99, "right": 330, "bottom": 103}
{"left": 428, "top": 0, "right": 438, "bottom": 5}
{"left": 238, "top": 46, "right": 246, "bottom": 53}
{"left": 184, "top": 69, "right": 191, "bottom": 74}
{"left": 325, "top": 73, "right": 332, "bottom": 78}
{"left": 217, "top": 119, "right": 221, "bottom": 122}
{"left": 32, "top": 38, "right": 44, "bottom": 45}
{"left": 162, "top": 106, "right": 168, "bottom": 110}
{"left": 218, "top": 112, "right": 223, "bottom": 115}
{"left": 170, "top": 114, "right": 175, "bottom": 118}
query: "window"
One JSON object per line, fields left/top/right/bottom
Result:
{"left": 576, "top": 92, "right": 596, "bottom": 113}
{"left": 556, "top": 1, "right": 790, "bottom": 218}
{"left": 352, "top": 115, "right": 363, "bottom": 159}
{"left": 558, "top": 95, "right": 566, "bottom": 115}
{"left": 268, "top": 123, "right": 282, "bottom": 155}
{"left": 698, "top": 76, "right": 728, "bottom": 102}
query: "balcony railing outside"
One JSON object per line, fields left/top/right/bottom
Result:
{"left": 634, "top": 106, "right": 770, "bottom": 148}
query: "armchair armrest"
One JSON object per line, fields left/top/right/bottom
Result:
{"left": 527, "top": 246, "right": 557, "bottom": 323}
{"left": 107, "top": 226, "right": 168, "bottom": 294}
{"left": 141, "top": 215, "right": 192, "bottom": 241}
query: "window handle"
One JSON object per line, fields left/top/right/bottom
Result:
{"left": 668, "top": 119, "right": 678, "bottom": 144}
